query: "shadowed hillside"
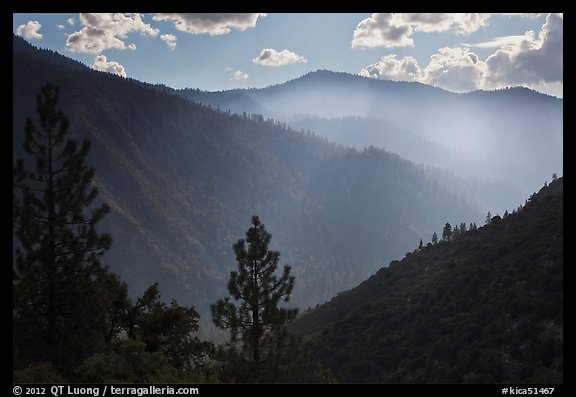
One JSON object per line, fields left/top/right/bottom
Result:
{"left": 290, "top": 177, "right": 563, "bottom": 383}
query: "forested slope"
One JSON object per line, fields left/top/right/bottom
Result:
{"left": 14, "top": 36, "right": 488, "bottom": 328}
{"left": 291, "top": 178, "right": 563, "bottom": 383}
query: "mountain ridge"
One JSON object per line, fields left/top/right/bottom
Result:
{"left": 290, "top": 177, "right": 563, "bottom": 383}
{"left": 177, "top": 67, "right": 562, "bottom": 200}
{"left": 14, "top": 36, "right": 493, "bottom": 336}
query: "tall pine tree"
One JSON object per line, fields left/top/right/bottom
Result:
{"left": 13, "top": 84, "right": 112, "bottom": 372}
{"left": 442, "top": 222, "right": 453, "bottom": 241}
{"left": 211, "top": 216, "right": 298, "bottom": 382}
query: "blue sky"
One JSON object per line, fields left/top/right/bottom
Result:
{"left": 13, "top": 13, "right": 563, "bottom": 97}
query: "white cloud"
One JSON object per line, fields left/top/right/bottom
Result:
{"left": 225, "top": 67, "right": 249, "bottom": 81}
{"left": 395, "top": 13, "right": 490, "bottom": 34}
{"left": 465, "top": 34, "right": 532, "bottom": 49}
{"left": 360, "top": 48, "right": 486, "bottom": 92}
{"left": 92, "top": 55, "right": 126, "bottom": 77}
{"left": 67, "top": 17, "right": 75, "bottom": 26}
{"left": 16, "top": 20, "right": 43, "bottom": 40}
{"left": 423, "top": 47, "right": 487, "bottom": 92}
{"left": 484, "top": 13, "right": 563, "bottom": 88}
{"left": 160, "top": 33, "right": 177, "bottom": 50}
{"left": 360, "top": 54, "right": 423, "bottom": 81}
{"left": 500, "top": 13, "right": 542, "bottom": 18}
{"left": 252, "top": 48, "right": 307, "bottom": 67}
{"left": 450, "top": 13, "right": 490, "bottom": 34}
{"left": 153, "top": 13, "right": 265, "bottom": 35}
{"left": 360, "top": 14, "right": 562, "bottom": 95}
{"left": 56, "top": 24, "right": 65, "bottom": 30}
{"left": 352, "top": 13, "right": 413, "bottom": 48}
{"left": 352, "top": 13, "right": 491, "bottom": 48}
{"left": 66, "top": 13, "right": 158, "bottom": 54}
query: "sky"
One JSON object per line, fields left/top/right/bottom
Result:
{"left": 13, "top": 13, "right": 563, "bottom": 97}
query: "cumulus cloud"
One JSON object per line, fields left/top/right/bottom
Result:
{"left": 153, "top": 13, "right": 265, "bottom": 35}
{"left": 66, "top": 13, "right": 158, "bottom": 54}
{"left": 67, "top": 17, "right": 75, "bottom": 26}
{"left": 352, "top": 13, "right": 491, "bottom": 48}
{"left": 252, "top": 48, "right": 307, "bottom": 67}
{"left": 360, "top": 13, "right": 562, "bottom": 94}
{"left": 92, "top": 55, "right": 126, "bottom": 77}
{"left": 352, "top": 13, "right": 413, "bottom": 48}
{"left": 360, "top": 54, "right": 423, "bottom": 81}
{"left": 225, "top": 67, "right": 249, "bottom": 81}
{"left": 395, "top": 13, "right": 490, "bottom": 34}
{"left": 360, "top": 48, "right": 486, "bottom": 92}
{"left": 484, "top": 13, "right": 563, "bottom": 88}
{"left": 160, "top": 33, "right": 177, "bottom": 50}
{"left": 16, "top": 21, "right": 43, "bottom": 40}
{"left": 423, "top": 47, "right": 487, "bottom": 92}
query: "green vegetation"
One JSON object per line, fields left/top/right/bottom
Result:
{"left": 291, "top": 178, "right": 563, "bottom": 383}
{"left": 13, "top": 84, "right": 113, "bottom": 373}
{"left": 13, "top": 38, "right": 563, "bottom": 384}
{"left": 13, "top": 84, "right": 213, "bottom": 382}
{"left": 13, "top": 35, "right": 490, "bottom": 323}
{"left": 212, "top": 216, "right": 303, "bottom": 382}
{"left": 13, "top": 84, "right": 305, "bottom": 383}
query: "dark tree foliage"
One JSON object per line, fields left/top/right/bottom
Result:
{"left": 211, "top": 216, "right": 299, "bottom": 382}
{"left": 442, "top": 222, "right": 453, "bottom": 241}
{"left": 74, "top": 281, "right": 214, "bottom": 383}
{"left": 125, "top": 283, "right": 214, "bottom": 372}
{"left": 453, "top": 225, "right": 460, "bottom": 237}
{"left": 13, "top": 84, "right": 112, "bottom": 371}
{"left": 77, "top": 339, "right": 184, "bottom": 383}
{"left": 100, "top": 271, "right": 130, "bottom": 344}
{"left": 431, "top": 232, "right": 439, "bottom": 244}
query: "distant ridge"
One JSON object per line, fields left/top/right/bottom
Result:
{"left": 176, "top": 66, "right": 562, "bottom": 199}
{"left": 14, "top": 36, "right": 491, "bottom": 338}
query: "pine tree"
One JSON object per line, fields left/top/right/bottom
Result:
{"left": 442, "top": 222, "right": 453, "bottom": 241}
{"left": 431, "top": 232, "right": 439, "bottom": 244}
{"left": 453, "top": 225, "right": 460, "bottom": 238}
{"left": 211, "top": 216, "right": 298, "bottom": 382}
{"left": 485, "top": 211, "right": 492, "bottom": 225}
{"left": 13, "top": 84, "right": 112, "bottom": 371}
{"left": 418, "top": 239, "right": 423, "bottom": 250}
